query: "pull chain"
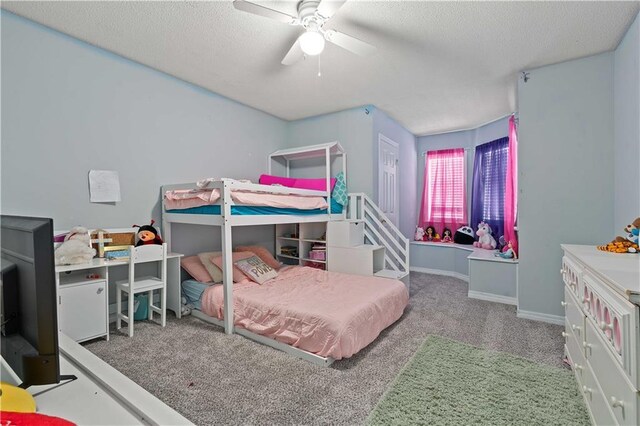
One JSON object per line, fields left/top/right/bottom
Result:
{"left": 318, "top": 54, "right": 322, "bottom": 77}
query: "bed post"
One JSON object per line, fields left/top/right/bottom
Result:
{"left": 325, "top": 147, "right": 331, "bottom": 215}
{"left": 221, "top": 180, "right": 234, "bottom": 335}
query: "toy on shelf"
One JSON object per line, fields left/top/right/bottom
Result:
{"left": 54, "top": 226, "right": 97, "bottom": 265}
{"left": 441, "top": 228, "right": 453, "bottom": 243}
{"left": 473, "top": 222, "right": 497, "bottom": 250}
{"left": 433, "top": 233, "right": 441, "bottom": 242}
{"left": 414, "top": 226, "right": 426, "bottom": 241}
{"left": 598, "top": 217, "right": 640, "bottom": 254}
{"left": 495, "top": 241, "right": 517, "bottom": 260}
{"left": 133, "top": 220, "right": 163, "bottom": 247}
{"left": 454, "top": 226, "right": 475, "bottom": 245}
{"left": 425, "top": 226, "right": 436, "bottom": 241}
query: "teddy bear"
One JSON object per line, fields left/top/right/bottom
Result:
{"left": 133, "top": 220, "right": 163, "bottom": 246}
{"left": 473, "top": 222, "right": 497, "bottom": 250}
{"left": 55, "top": 226, "right": 97, "bottom": 265}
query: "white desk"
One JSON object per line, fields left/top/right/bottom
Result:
{"left": 55, "top": 254, "right": 183, "bottom": 342}
{"left": 1, "top": 333, "right": 192, "bottom": 425}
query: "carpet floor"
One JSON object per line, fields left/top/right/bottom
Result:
{"left": 84, "top": 272, "right": 566, "bottom": 425}
{"left": 368, "top": 335, "right": 588, "bottom": 426}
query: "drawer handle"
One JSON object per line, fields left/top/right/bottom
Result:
{"left": 97, "top": 287, "right": 104, "bottom": 294}
{"left": 599, "top": 321, "right": 612, "bottom": 331}
{"left": 582, "top": 385, "right": 592, "bottom": 395}
{"left": 561, "top": 332, "right": 569, "bottom": 338}
{"left": 610, "top": 397, "right": 624, "bottom": 409}
{"left": 582, "top": 341, "right": 592, "bottom": 352}
{"left": 574, "top": 363, "right": 583, "bottom": 371}
{"left": 572, "top": 324, "right": 581, "bottom": 333}
{"left": 561, "top": 301, "right": 568, "bottom": 307}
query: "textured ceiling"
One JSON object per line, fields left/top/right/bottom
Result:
{"left": 3, "top": 1, "right": 639, "bottom": 135}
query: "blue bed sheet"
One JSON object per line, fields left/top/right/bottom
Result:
{"left": 167, "top": 199, "right": 343, "bottom": 216}
{"left": 182, "top": 279, "right": 211, "bottom": 310}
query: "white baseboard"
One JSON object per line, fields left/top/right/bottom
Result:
{"left": 410, "top": 266, "right": 469, "bottom": 282}
{"left": 516, "top": 309, "right": 565, "bottom": 325}
{"left": 468, "top": 290, "right": 517, "bottom": 306}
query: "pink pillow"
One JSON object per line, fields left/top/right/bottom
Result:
{"left": 259, "top": 174, "right": 336, "bottom": 192}
{"left": 235, "top": 245, "right": 281, "bottom": 270}
{"left": 181, "top": 256, "right": 213, "bottom": 283}
{"left": 210, "top": 252, "right": 254, "bottom": 283}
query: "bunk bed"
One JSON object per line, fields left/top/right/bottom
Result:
{"left": 161, "top": 142, "right": 409, "bottom": 366}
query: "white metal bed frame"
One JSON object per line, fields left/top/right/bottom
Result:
{"left": 161, "top": 142, "right": 345, "bottom": 367}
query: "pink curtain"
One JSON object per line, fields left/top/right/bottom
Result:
{"left": 418, "top": 148, "right": 467, "bottom": 234}
{"left": 503, "top": 115, "right": 518, "bottom": 254}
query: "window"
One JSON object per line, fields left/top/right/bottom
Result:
{"left": 419, "top": 148, "right": 467, "bottom": 229}
{"left": 471, "top": 137, "right": 509, "bottom": 238}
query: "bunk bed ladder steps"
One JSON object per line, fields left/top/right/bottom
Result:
{"left": 337, "top": 193, "right": 410, "bottom": 282}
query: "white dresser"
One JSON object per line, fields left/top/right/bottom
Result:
{"left": 561, "top": 245, "right": 639, "bottom": 426}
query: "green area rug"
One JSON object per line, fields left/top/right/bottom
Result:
{"left": 368, "top": 336, "right": 590, "bottom": 426}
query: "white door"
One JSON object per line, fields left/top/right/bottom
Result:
{"left": 378, "top": 134, "right": 399, "bottom": 227}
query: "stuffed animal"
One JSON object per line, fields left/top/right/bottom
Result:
{"left": 54, "top": 226, "right": 96, "bottom": 265}
{"left": 473, "top": 222, "right": 497, "bottom": 250}
{"left": 495, "top": 241, "right": 517, "bottom": 259}
{"left": 425, "top": 226, "right": 436, "bottom": 241}
{"left": 133, "top": 220, "right": 163, "bottom": 247}
{"left": 442, "top": 228, "right": 453, "bottom": 243}
{"left": 598, "top": 217, "right": 640, "bottom": 253}
{"left": 414, "top": 226, "right": 425, "bottom": 241}
{"left": 454, "top": 226, "right": 475, "bottom": 245}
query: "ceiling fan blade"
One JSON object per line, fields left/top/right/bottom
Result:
{"left": 324, "top": 30, "right": 376, "bottom": 56}
{"left": 316, "top": 0, "right": 347, "bottom": 19}
{"left": 281, "top": 39, "right": 305, "bottom": 65}
{"left": 233, "top": 0, "right": 298, "bottom": 24}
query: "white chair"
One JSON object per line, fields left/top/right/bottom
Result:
{"left": 116, "top": 243, "right": 167, "bottom": 337}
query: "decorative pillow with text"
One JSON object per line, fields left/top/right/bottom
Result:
{"left": 234, "top": 255, "right": 278, "bottom": 284}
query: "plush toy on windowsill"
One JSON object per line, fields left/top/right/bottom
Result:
{"left": 495, "top": 241, "right": 517, "bottom": 260}
{"left": 425, "top": 226, "right": 436, "bottom": 241}
{"left": 133, "top": 220, "right": 163, "bottom": 247}
{"left": 414, "top": 226, "right": 426, "bottom": 242}
{"left": 473, "top": 222, "right": 497, "bottom": 250}
{"left": 597, "top": 217, "right": 640, "bottom": 254}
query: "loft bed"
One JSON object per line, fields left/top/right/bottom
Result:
{"left": 162, "top": 142, "right": 350, "bottom": 365}
{"left": 162, "top": 142, "right": 408, "bottom": 366}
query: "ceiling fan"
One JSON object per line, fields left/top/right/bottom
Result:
{"left": 233, "top": 0, "right": 376, "bottom": 65}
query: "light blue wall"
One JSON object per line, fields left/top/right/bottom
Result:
{"left": 0, "top": 11, "right": 287, "bottom": 253}
{"left": 371, "top": 108, "right": 417, "bottom": 238}
{"left": 614, "top": 12, "right": 640, "bottom": 233}
{"left": 518, "top": 52, "right": 614, "bottom": 320}
{"left": 286, "top": 106, "right": 374, "bottom": 196}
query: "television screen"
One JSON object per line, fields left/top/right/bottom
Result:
{"left": 1, "top": 215, "right": 60, "bottom": 388}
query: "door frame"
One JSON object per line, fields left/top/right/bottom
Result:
{"left": 378, "top": 133, "right": 400, "bottom": 227}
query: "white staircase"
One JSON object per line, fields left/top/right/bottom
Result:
{"left": 327, "top": 193, "right": 410, "bottom": 288}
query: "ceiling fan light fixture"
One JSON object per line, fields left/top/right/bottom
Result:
{"left": 299, "top": 30, "right": 325, "bottom": 56}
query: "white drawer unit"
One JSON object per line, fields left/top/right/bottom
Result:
{"left": 561, "top": 245, "right": 640, "bottom": 426}
{"left": 327, "top": 221, "right": 364, "bottom": 247}
{"left": 59, "top": 278, "right": 108, "bottom": 342}
{"left": 328, "top": 245, "right": 385, "bottom": 276}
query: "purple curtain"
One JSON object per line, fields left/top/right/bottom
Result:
{"left": 471, "top": 137, "right": 509, "bottom": 242}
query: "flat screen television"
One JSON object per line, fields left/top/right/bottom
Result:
{"left": 1, "top": 215, "right": 60, "bottom": 388}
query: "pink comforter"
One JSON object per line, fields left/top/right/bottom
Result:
{"left": 164, "top": 189, "right": 328, "bottom": 210}
{"left": 200, "top": 266, "right": 409, "bottom": 360}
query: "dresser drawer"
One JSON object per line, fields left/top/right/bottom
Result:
{"left": 561, "top": 255, "right": 582, "bottom": 300}
{"left": 565, "top": 319, "right": 587, "bottom": 386}
{"left": 564, "top": 286, "right": 586, "bottom": 345}
{"left": 581, "top": 358, "right": 617, "bottom": 426}
{"left": 583, "top": 271, "right": 639, "bottom": 388}
{"left": 586, "top": 319, "right": 639, "bottom": 425}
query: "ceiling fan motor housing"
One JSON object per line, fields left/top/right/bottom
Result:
{"left": 298, "top": 0, "right": 325, "bottom": 29}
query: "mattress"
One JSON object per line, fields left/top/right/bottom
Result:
{"left": 200, "top": 266, "right": 409, "bottom": 360}
{"left": 182, "top": 279, "right": 210, "bottom": 310}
